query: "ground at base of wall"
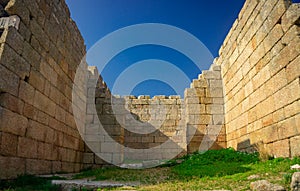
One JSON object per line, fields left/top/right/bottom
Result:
{"left": 0, "top": 149, "right": 299, "bottom": 191}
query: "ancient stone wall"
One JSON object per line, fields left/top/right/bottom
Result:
{"left": 184, "top": 63, "right": 226, "bottom": 153}
{"left": 215, "top": 0, "right": 300, "bottom": 157}
{"left": 0, "top": 0, "right": 88, "bottom": 178}
{"left": 0, "top": 0, "right": 299, "bottom": 180}
{"left": 82, "top": 61, "right": 227, "bottom": 167}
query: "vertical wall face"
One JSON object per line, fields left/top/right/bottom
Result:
{"left": 0, "top": 0, "right": 87, "bottom": 178}
{"left": 84, "top": 68, "right": 187, "bottom": 166}
{"left": 185, "top": 64, "right": 226, "bottom": 153}
{"left": 218, "top": 0, "right": 300, "bottom": 157}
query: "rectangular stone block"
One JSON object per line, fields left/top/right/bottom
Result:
{"left": 29, "top": 68, "right": 45, "bottom": 93}
{"left": 206, "top": 87, "right": 223, "bottom": 98}
{"left": 186, "top": 104, "right": 206, "bottom": 115}
{"left": 213, "top": 115, "right": 225, "bottom": 125}
{"left": 22, "top": 41, "right": 41, "bottom": 69}
{"left": 0, "top": 92, "right": 24, "bottom": 114}
{"left": 271, "top": 139, "right": 290, "bottom": 158}
{"left": 0, "top": 132, "right": 18, "bottom": 156}
{"left": 0, "top": 64, "right": 19, "bottom": 96}
{"left": 0, "top": 106, "right": 28, "bottom": 136}
{"left": 278, "top": 117, "right": 298, "bottom": 139}
{"left": 202, "top": 70, "right": 221, "bottom": 79}
{"left": 286, "top": 55, "right": 300, "bottom": 83}
{"left": 192, "top": 79, "right": 208, "bottom": 88}
{"left": 17, "top": 137, "right": 37, "bottom": 158}
{"left": 0, "top": 156, "right": 25, "bottom": 179}
{"left": 61, "top": 162, "right": 75, "bottom": 173}
{"left": 83, "top": 153, "right": 94, "bottom": 164}
{"left": 206, "top": 105, "right": 224, "bottom": 115}
{"left": 263, "top": 24, "right": 284, "bottom": 53}
{"left": 19, "top": 80, "right": 35, "bottom": 105}
{"left": 290, "top": 135, "right": 300, "bottom": 157}
{"left": 281, "top": 3, "right": 300, "bottom": 32}
{"left": 0, "top": 43, "right": 30, "bottom": 80}
{"left": 33, "top": 90, "right": 56, "bottom": 117}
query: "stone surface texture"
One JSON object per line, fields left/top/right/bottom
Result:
{"left": 0, "top": 0, "right": 299, "bottom": 179}
{"left": 291, "top": 172, "right": 300, "bottom": 191}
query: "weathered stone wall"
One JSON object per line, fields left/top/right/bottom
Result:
{"left": 215, "top": 0, "right": 300, "bottom": 157}
{"left": 83, "top": 67, "right": 187, "bottom": 165}
{"left": 83, "top": 61, "right": 228, "bottom": 165}
{"left": 0, "top": 0, "right": 87, "bottom": 178}
{"left": 0, "top": 0, "right": 299, "bottom": 180}
{"left": 184, "top": 63, "right": 226, "bottom": 153}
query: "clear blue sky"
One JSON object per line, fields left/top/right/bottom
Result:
{"left": 65, "top": 0, "right": 246, "bottom": 97}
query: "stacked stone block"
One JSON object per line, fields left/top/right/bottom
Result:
{"left": 185, "top": 62, "right": 226, "bottom": 153}
{"left": 0, "top": 0, "right": 299, "bottom": 179}
{"left": 217, "top": 0, "right": 300, "bottom": 157}
{"left": 84, "top": 74, "right": 186, "bottom": 164}
{"left": 0, "top": 0, "right": 86, "bottom": 179}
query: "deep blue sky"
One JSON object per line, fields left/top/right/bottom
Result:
{"left": 65, "top": 0, "right": 246, "bottom": 97}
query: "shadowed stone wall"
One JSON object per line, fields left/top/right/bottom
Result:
{"left": 0, "top": 0, "right": 88, "bottom": 178}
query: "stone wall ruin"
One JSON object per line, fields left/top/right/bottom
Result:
{"left": 0, "top": 0, "right": 299, "bottom": 179}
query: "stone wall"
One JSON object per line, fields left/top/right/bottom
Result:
{"left": 82, "top": 63, "right": 227, "bottom": 166}
{"left": 0, "top": 0, "right": 87, "bottom": 178}
{"left": 215, "top": 0, "right": 300, "bottom": 157}
{"left": 0, "top": 0, "right": 299, "bottom": 180}
{"left": 82, "top": 67, "right": 187, "bottom": 166}
{"left": 184, "top": 63, "right": 226, "bottom": 153}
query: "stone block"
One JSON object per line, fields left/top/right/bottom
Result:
{"left": 282, "top": 3, "right": 300, "bottom": 32}
{"left": 190, "top": 114, "right": 212, "bottom": 125}
{"left": 291, "top": 136, "right": 300, "bottom": 157}
{"left": 278, "top": 117, "right": 297, "bottom": 140}
{"left": 17, "top": 137, "right": 37, "bottom": 158}
{"left": 263, "top": 24, "right": 283, "bottom": 53}
{"left": 0, "top": 132, "right": 18, "bottom": 156}
{"left": 19, "top": 80, "right": 35, "bottom": 105}
{"left": 1, "top": 27, "right": 24, "bottom": 55}
{"left": 40, "top": 59, "right": 57, "bottom": 85}
{"left": 26, "top": 159, "right": 52, "bottom": 175}
{"left": 284, "top": 100, "right": 300, "bottom": 119}
{"left": 0, "top": 64, "right": 19, "bottom": 96}
{"left": 160, "top": 99, "right": 176, "bottom": 105}
{"left": 0, "top": 156, "right": 25, "bottom": 179}
{"left": 29, "top": 68, "right": 45, "bottom": 92}
{"left": 213, "top": 115, "right": 225, "bottom": 125}
{"left": 33, "top": 90, "right": 56, "bottom": 117}
{"left": 0, "top": 106, "right": 28, "bottom": 136}
{"left": 206, "top": 105, "right": 224, "bottom": 115}
{"left": 83, "top": 153, "right": 94, "bottom": 164}
{"left": 38, "top": 142, "right": 57, "bottom": 161}
{"left": 0, "top": 92, "right": 24, "bottom": 114}
{"left": 22, "top": 41, "right": 41, "bottom": 69}
{"left": 55, "top": 105, "right": 66, "bottom": 123}
{"left": 51, "top": 161, "right": 62, "bottom": 173}
{"left": 186, "top": 104, "right": 206, "bottom": 114}
{"left": 206, "top": 87, "right": 223, "bottom": 98}
{"left": 201, "top": 70, "right": 221, "bottom": 79}
{"left": 271, "top": 139, "right": 290, "bottom": 158}
{"left": 282, "top": 25, "right": 300, "bottom": 46}
{"left": 23, "top": 103, "right": 38, "bottom": 120}
{"left": 286, "top": 55, "right": 300, "bottom": 83}
{"left": 269, "top": 37, "right": 300, "bottom": 77}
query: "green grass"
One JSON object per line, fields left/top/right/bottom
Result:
{"left": 1, "top": 148, "right": 299, "bottom": 191}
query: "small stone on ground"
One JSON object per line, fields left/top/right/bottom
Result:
{"left": 250, "top": 180, "right": 285, "bottom": 191}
